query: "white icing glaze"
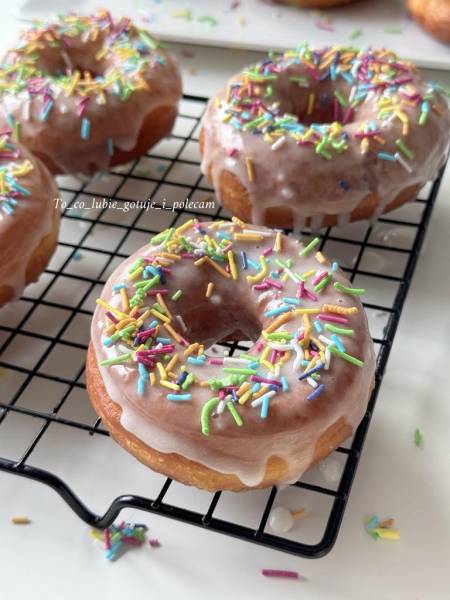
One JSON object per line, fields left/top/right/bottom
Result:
{"left": 90, "top": 221, "right": 376, "bottom": 487}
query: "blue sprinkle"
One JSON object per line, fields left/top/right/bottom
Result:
{"left": 81, "top": 117, "right": 91, "bottom": 140}
{"left": 339, "top": 179, "right": 350, "bottom": 190}
{"left": 240, "top": 251, "right": 248, "bottom": 270}
{"left": 282, "top": 297, "right": 301, "bottom": 306}
{"left": 72, "top": 250, "right": 83, "bottom": 261}
{"left": 39, "top": 100, "right": 54, "bottom": 122}
{"left": 313, "top": 320, "right": 323, "bottom": 333}
{"left": 263, "top": 305, "right": 291, "bottom": 318}
{"left": 156, "top": 337, "right": 171, "bottom": 344}
{"left": 260, "top": 394, "right": 270, "bottom": 419}
{"left": 331, "top": 261, "right": 339, "bottom": 272}
{"left": 138, "top": 363, "right": 149, "bottom": 379}
{"left": 112, "top": 283, "right": 126, "bottom": 292}
{"left": 167, "top": 393, "right": 192, "bottom": 401}
{"left": 307, "top": 384, "right": 325, "bottom": 401}
{"left": 247, "top": 258, "right": 260, "bottom": 270}
{"left": 176, "top": 370, "right": 188, "bottom": 385}
{"left": 377, "top": 151, "right": 396, "bottom": 162}
{"left": 331, "top": 334, "right": 346, "bottom": 352}
{"left": 298, "top": 362, "right": 324, "bottom": 381}
{"left": 281, "top": 376, "right": 289, "bottom": 392}
{"left": 137, "top": 378, "right": 146, "bottom": 395}
{"left": 187, "top": 355, "right": 206, "bottom": 366}
{"left": 107, "top": 138, "right": 114, "bottom": 156}
{"left": 251, "top": 382, "right": 261, "bottom": 393}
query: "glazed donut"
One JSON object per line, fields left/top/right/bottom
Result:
{"left": 0, "top": 11, "right": 182, "bottom": 175}
{"left": 0, "top": 131, "right": 59, "bottom": 306}
{"left": 274, "top": 0, "right": 359, "bottom": 7}
{"left": 200, "top": 44, "right": 450, "bottom": 230}
{"left": 408, "top": 0, "right": 450, "bottom": 45}
{"left": 87, "top": 218, "right": 375, "bottom": 491}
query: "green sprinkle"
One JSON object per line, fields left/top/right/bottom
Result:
{"left": 334, "top": 281, "right": 365, "bottom": 296}
{"left": 414, "top": 428, "right": 423, "bottom": 447}
{"left": 299, "top": 237, "right": 320, "bottom": 257}
{"left": 349, "top": 27, "right": 362, "bottom": 40}
{"left": 227, "top": 401, "right": 243, "bottom": 427}
{"left": 395, "top": 139, "right": 414, "bottom": 160}
{"left": 419, "top": 111, "right": 428, "bottom": 126}
{"left": 222, "top": 367, "right": 258, "bottom": 375}
{"left": 329, "top": 345, "right": 364, "bottom": 367}
{"left": 171, "top": 289, "right": 182, "bottom": 301}
{"left": 263, "top": 332, "right": 293, "bottom": 341}
{"left": 314, "top": 274, "right": 332, "bottom": 293}
{"left": 324, "top": 324, "right": 355, "bottom": 336}
{"left": 334, "top": 90, "right": 348, "bottom": 108}
{"left": 201, "top": 397, "right": 219, "bottom": 436}
{"left": 181, "top": 373, "right": 195, "bottom": 390}
{"left": 138, "top": 30, "right": 158, "bottom": 49}
{"left": 100, "top": 353, "right": 132, "bottom": 366}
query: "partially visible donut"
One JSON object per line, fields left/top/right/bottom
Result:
{"left": 200, "top": 44, "right": 450, "bottom": 230}
{"left": 408, "top": 0, "right": 450, "bottom": 45}
{"left": 87, "top": 218, "right": 376, "bottom": 491}
{"left": 0, "top": 11, "right": 182, "bottom": 175}
{"left": 0, "top": 132, "right": 59, "bottom": 306}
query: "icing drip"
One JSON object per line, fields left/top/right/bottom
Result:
{"left": 90, "top": 219, "right": 376, "bottom": 487}
{"left": 201, "top": 44, "right": 450, "bottom": 227}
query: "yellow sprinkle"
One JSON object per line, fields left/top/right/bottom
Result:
{"left": 67, "top": 70, "right": 81, "bottom": 95}
{"left": 264, "top": 311, "right": 295, "bottom": 333}
{"left": 311, "top": 336, "right": 325, "bottom": 351}
{"left": 156, "top": 362, "right": 167, "bottom": 380}
{"left": 301, "top": 269, "right": 315, "bottom": 279}
{"left": 274, "top": 231, "right": 282, "bottom": 252}
{"left": 292, "top": 508, "right": 307, "bottom": 519}
{"left": 238, "top": 389, "right": 253, "bottom": 405}
{"left": 322, "top": 304, "right": 358, "bottom": 315}
{"left": 374, "top": 528, "right": 400, "bottom": 540}
{"left": 294, "top": 308, "right": 320, "bottom": 315}
{"left": 197, "top": 344, "right": 205, "bottom": 356}
{"left": 150, "top": 309, "right": 171, "bottom": 324}
{"left": 194, "top": 256, "right": 231, "bottom": 278}
{"left": 246, "top": 256, "right": 267, "bottom": 284}
{"left": 261, "top": 346, "right": 271, "bottom": 362}
{"left": 163, "top": 323, "right": 182, "bottom": 344}
{"left": 315, "top": 251, "right": 327, "bottom": 264}
{"left": 95, "top": 299, "right": 129, "bottom": 320}
{"left": 237, "top": 382, "right": 251, "bottom": 397}
{"left": 160, "top": 380, "right": 180, "bottom": 391}
{"left": 227, "top": 250, "right": 238, "bottom": 280}
{"left": 134, "top": 309, "right": 151, "bottom": 329}
{"left": 165, "top": 353, "right": 179, "bottom": 373}
{"left": 307, "top": 93, "right": 315, "bottom": 116}
{"left": 206, "top": 282, "right": 215, "bottom": 298}
{"left": 120, "top": 288, "right": 129, "bottom": 313}
{"left": 234, "top": 232, "right": 264, "bottom": 242}
{"left": 115, "top": 318, "right": 135, "bottom": 331}
{"left": 231, "top": 216, "right": 248, "bottom": 228}
{"left": 157, "top": 293, "right": 172, "bottom": 319}
{"left": 11, "top": 516, "right": 30, "bottom": 525}
{"left": 149, "top": 372, "right": 157, "bottom": 386}
{"left": 260, "top": 359, "right": 275, "bottom": 373}
{"left": 245, "top": 157, "right": 255, "bottom": 182}
{"left": 127, "top": 266, "right": 144, "bottom": 281}
{"left": 184, "top": 343, "right": 199, "bottom": 357}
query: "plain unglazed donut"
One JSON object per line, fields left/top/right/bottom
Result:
{"left": 0, "top": 11, "right": 182, "bottom": 175}
{"left": 200, "top": 44, "right": 450, "bottom": 230}
{"left": 408, "top": 0, "right": 450, "bottom": 44}
{"left": 87, "top": 218, "right": 375, "bottom": 491}
{"left": 0, "top": 132, "right": 59, "bottom": 307}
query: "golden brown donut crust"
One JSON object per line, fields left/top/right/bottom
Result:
{"left": 86, "top": 343, "right": 365, "bottom": 492}
{"left": 199, "top": 129, "right": 422, "bottom": 229}
{"left": 276, "top": 0, "right": 359, "bottom": 7}
{"left": 408, "top": 0, "right": 450, "bottom": 44}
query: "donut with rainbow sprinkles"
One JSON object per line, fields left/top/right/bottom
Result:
{"left": 87, "top": 218, "right": 376, "bottom": 491}
{"left": 200, "top": 43, "right": 450, "bottom": 230}
{"left": 0, "top": 11, "right": 182, "bottom": 175}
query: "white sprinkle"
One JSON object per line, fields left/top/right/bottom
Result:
{"left": 271, "top": 136, "right": 286, "bottom": 151}
{"left": 176, "top": 315, "right": 188, "bottom": 332}
{"left": 243, "top": 229, "right": 273, "bottom": 238}
{"left": 318, "top": 334, "right": 333, "bottom": 346}
{"left": 395, "top": 152, "right": 413, "bottom": 173}
{"left": 307, "top": 377, "right": 318, "bottom": 388}
{"left": 251, "top": 390, "right": 276, "bottom": 408}
{"left": 290, "top": 337, "right": 304, "bottom": 370}
{"left": 223, "top": 357, "right": 254, "bottom": 365}
{"left": 216, "top": 399, "right": 226, "bottom": 415}
{"left": 324, "top": 346, "right": 331, "bottom": 370}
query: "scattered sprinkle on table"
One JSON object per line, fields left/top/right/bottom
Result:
{"left": 262, "top": 569, "right": 300, "bottom": 579}
{"left": 90, "top": 521, "right": 159, "bottom": 561}
{"left": 365, "top": 515, "right": 400, "bottom": 541}
{"left": 414, "top": 428, "right": 423, "bottom": 447}
{"left": 11, "top": 516, "right": 31, "bottom": 524}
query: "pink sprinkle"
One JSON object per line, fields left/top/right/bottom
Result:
{"left": 262, "top": 247, "right": 273, "bottom": 256}
{"left": 180, "top": 253, "right": 195, "bottom": 259}
{"left": 76, "top": 97, "right": 89, "bottom": 117}
{"left": 311, "top": 270, "right": 327, "bottom": 286}
{"left": 146, "top": 289, "right": 168, "bottom": 296}
{"left": 304, "top": 287, "right": 318, "bottom": 301}
{"left": 255, "top": 341, "right": 264, "bottom": 352}
{"left": 105, "top": 311, "right": 119, "bottom": 324}
{"left": 149, "top": 539, "right": 160, "bottom": 548}
{"left": 265, "top": 278, "right": 283, "bottom": 290}
{"left": 208, "top": 358, "right": 224, "bottom": 365}
{"left": 269, "top": 350, "right": 278, "bottom": 364}
{"left": 219, "top": 390, "right": 226, "bottom": 400}
{"left": 179, "top": 337, "right": 190, "bottom": 347}
{"left": 227, "top": 147, "right": 237, "bottom": 156}
{"left": 104, "top": 528, "right": 111, "bottom": 550}
{"left": 296, "top": 282, "right": 305, "bottom": 299}
{"left": 121, "top": 536, "right": 142, "bottom": 546}
{"left": 318, "top": 313, "right": 349, "bottom": 324}
{"left": 254, "top": 283, "right": 270, "bottom": 290}
{"left": 250, "top": 376, "right": 281, "bottom": 386}
{"left": 262, "top": 569, "right": 299, "bottom": 579}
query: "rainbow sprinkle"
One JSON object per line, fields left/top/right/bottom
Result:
{"left": 96, "top": 218, "right": 367, "bottom": 436}
{"left": 0, "top": 132, "right": 33, "bottom": 218}
{"left": 215, "top": 43, "right": 444, "bottom": 167}
{"left": 90, "top": 521, "right": 155, "bottom": 561}
{"left": 365, "top": 515, "right": 400, "bottom": 541}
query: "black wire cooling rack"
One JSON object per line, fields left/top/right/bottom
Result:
{"left": 0, "top": 94, "right": 445, "bottom": 558}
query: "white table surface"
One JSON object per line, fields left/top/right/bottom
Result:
{"left": 1, "top": 4, "right": 450, "bottom": 600}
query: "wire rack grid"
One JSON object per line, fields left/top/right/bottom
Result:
{"left": 0, "top": 94, "right": 445, "bottom": 558}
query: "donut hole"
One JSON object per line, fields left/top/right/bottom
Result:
{"left": 276, "top": 74, "right": 355, "bottom": 126}
{"left": 32, "top": 37, "right": 108, "bottom": 79}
